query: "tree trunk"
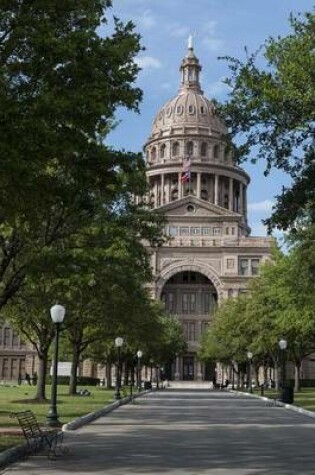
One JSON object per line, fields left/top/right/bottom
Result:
{"left": 34, "top": 353, "right": 48, "bottom": 400}
{"left": 294, "top": 360, "right": 302, "bottom": 392}
{"left": 69, "top": 345, "right": 81, "bottom": 395}
{"left": 106, "top": 363, "right": 112, "bottom": 389}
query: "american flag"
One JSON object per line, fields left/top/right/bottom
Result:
{"left": 181, "top": 158, "right": 191, "bottom": 183}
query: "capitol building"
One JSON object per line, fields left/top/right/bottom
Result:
{"left": 0, "top": 41, "right": 276, "bottom": 384}
{"left": 143, "top": 40, "right": 273, "bottom": 381}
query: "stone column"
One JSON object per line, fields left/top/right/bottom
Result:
{"left": 167, "top": 175, "right": 171, "bottom": 204}
{"left": 214, "top": 174, "right": 219, "bottom": 206}
{"left": 154, "top": 179, "right": 158, "bottom": 208}
{"left": 229, "top": 177, "right": 233, "bottom": 211}
{"left": 178, "top": 172, "right": 182, "bottom": 199}
{"left": 244, "top": 184, "right": 248, "bottom": 221}
{"left": 197, "top": 172, "right": 201, "bottom": 199}
{"left": 196, "top": 360, "right": 203, "bottom": 381}
{"left": 239, "top": 182, "right": 244, "bottom": 215}
{"left": 161, "top": 173, "right": 165, "bottom": 206}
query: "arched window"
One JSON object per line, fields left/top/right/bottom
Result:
{"left": 186, "top": 141, "right": 194, "bottom": 157}
{"left": 213, "top": 144, "right": 219, "bottom": 159}
{"left": 172, "top": 142, "right": 180, "bottom": 157}
{"left": 201, "top": 142, "right": 208, "bottom": 157}
{"left": 151, "top": 147, "right": 157, "bottom": 161}
{"left": 160, "top": 144, "right": 166, "bottom": 158}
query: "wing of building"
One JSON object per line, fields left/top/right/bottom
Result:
{"left": 143, "top": 41, "right": 274, "bottom": 382}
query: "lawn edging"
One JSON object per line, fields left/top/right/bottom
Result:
{"left": 0, "top": 442, "right": 29, "bottom": 470}
{"left": 62, "top": 390, "right": 150, "bottom": 431}
{"left": 231, "top": 389, "right": 315, "bottom": 419}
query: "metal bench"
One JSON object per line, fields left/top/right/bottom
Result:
{"left": 13, "top": 410, "right": 64, "bottom": 458}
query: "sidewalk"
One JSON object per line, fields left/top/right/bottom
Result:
{"left": 2, "top": 389, "right": 315, "bottom": 474}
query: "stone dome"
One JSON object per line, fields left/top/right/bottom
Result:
{"left": 150, "top": 92, "right": 227, "bottom": 138}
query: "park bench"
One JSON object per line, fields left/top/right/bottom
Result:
{"left": 13, "top": 410, "right": 65, "bottom": 458}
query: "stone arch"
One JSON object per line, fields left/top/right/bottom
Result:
{"left": 156, "top": 260, "right": 223, "bottom": 301}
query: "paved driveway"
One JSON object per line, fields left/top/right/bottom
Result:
{"left": 4, "top": 390, "right": 315, "bottom": 475}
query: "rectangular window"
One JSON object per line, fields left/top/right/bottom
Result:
{"left": 239, "top": 258, "right": 249, "bottom": 276}
{"left": 166, "top": 293, "right": 176, "bottom": 313}
{"left": 190, "top": 293, "right": 196, "bottom": 312}
{"left": 4, "top": 328, "right": 11, "bottom": 347}
{"left": 213, "top": 227, "right": 221, "bottom": 235}
{"left": 12, "top": 332, "right": 19, "bottom": 348}
{"left": 19, "top": 359, "right": 25, "bottom": 377}
{"left": 203, "top": 293, "right": 210, "bottom": 313}
{"left": 11, "top": 359, "right": 18, "bottom": 379}
{"left": 191, "top": 227, "right": 201, "bottom": 236}
{"left": 182, "top": 294, "right": 189, "bottom": 313}
{"left": 189, "top": 323, "right": 196, "bottom": 341}
{"left": 251, "top": 258, "right": 260, "bottom": 275}
{"left": 2, "top": 359, "right": 9, "bottom": 378}
{"left": 202, "top": 227, "right": 212, "bottom": 236}
{"left": 169, "top": 226, "right": 178, "bottom": 236}
{"left": 180, "top": 227, "right": 189, "bottom": 236}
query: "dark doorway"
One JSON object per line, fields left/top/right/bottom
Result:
{"left": 183, "top": 356, "right": 194, "bottom": 380}
{"left": 164, "top": 361, "right": 173, "bottom": 381}
{"left": 205, "top": 360, "right": 216, "bottom": 381}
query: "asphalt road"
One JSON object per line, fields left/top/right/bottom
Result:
{"left": 3, "top": 390, "right": 315, "bottom": 475}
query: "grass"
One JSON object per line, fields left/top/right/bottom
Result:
{"left": 0, "top": 384, "right": 115, "bottom": 452}
{"left": 245, "top": 387, "right": 315, "bottom": 411}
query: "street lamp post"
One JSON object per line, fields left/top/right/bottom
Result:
{"left": 247, "top": 351, "right": 253, "bottom": 394}
{"left": 47, "top": 304, "right": 66, "bottom": 427}
{"left": 114, "top": 337, "right": 124, "bottom": 400}
{"left": 137, "top": 350, "right": 143, "bottom": 392}
{"left": 279, "top": 338, "right": 287, "bottom": 396}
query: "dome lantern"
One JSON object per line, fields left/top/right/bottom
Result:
{"left": 179, "top": 35, "right": 202, "bottom": 94}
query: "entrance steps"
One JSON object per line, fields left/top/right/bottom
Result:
{"left": 165, "top": 380, "right": 210, "bottom": 390}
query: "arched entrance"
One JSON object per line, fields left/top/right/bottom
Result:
{"left": 161, "top": 270, "right": 217, "bottom": 381}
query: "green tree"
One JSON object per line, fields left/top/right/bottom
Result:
{"left": 0, "top": 0, "right": 145, "bottom": 308}
{"left": 220, "top": 10, "right": 315, "bottom": 231}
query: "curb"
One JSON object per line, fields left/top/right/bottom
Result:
{"left": 0, "top": 390, "right": 149, "bottom": 472}
{"left": 231, "top": 389, "right": 315, "bottom": 419}
{"left": 62, "top": 390, "right": 150, "bottom": 431}
{"left": 0, "top": 442, "right": 28, "bottom": 472}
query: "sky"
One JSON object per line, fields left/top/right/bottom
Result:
{"left": 105, "top": 0, "right": 313, "bottom": 242}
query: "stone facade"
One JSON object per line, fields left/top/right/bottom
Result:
{"left": 144, "top": 42, "right": 273, "bottom": 381}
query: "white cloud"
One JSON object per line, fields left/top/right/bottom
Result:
{"left": 202, "top": 36, "right": 224, "bottom": 52}
{"left": 206, "top": 77, "right": 229, "bottom": 97}
{"left": 248, "top": 200, "right": 274, "bottom": 213}
{"left": 136, "top": 55, "right": 162, "bottom": 70}
{"left": 202, "top": 20, "right": 218, "bottom": 36}
{"left": 137, "top": 9, "right": 156, "bottom": 29}
{"left": 168, "top": 23, "right": 190, "bottom": 38}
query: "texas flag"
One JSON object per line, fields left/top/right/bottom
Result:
{"left": 181, "top": 158, "right": 191, "bottom": 183}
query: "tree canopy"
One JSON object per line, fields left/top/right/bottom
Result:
{"left": 220, "top": 10, "right": 315, "bottom": 231}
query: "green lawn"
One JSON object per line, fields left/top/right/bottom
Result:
{"left": 0, "top": 384, "right": 115, "bottom": 452}
{"left": 247, "top": 387, "right": 315, "bottom": 411}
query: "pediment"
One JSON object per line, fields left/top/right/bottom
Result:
{"left": 158, "top": 196, "right": 241, "bottom": 218}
